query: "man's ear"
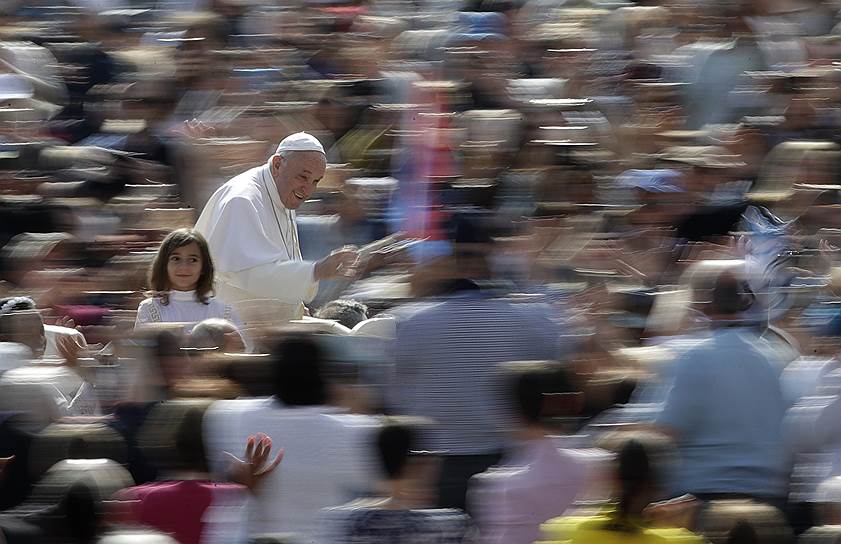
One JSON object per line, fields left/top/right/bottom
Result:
{"left": 272, "top": 154, "right": 283, "bottom": 171}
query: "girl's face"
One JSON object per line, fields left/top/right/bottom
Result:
{"left": 167, "top": 242, "right": 203, "bottom": 292}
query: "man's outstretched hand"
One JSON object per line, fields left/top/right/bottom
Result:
{"left": 314, "top": 246, "right": 360, "bottom": 281}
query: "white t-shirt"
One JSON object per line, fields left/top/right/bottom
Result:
{"left": 134, "top": 290, "right": 242, "bottom": 331}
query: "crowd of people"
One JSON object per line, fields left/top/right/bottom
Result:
{"left": 3, "top": 0, "right": 841, "bottom": 542}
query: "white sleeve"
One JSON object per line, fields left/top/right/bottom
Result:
{"left": 224, "top": 260, "right": 319, "bottom": 303}
{"left": 200, "top": 196, "right": 319, "bottom": 303}
{"left": 134, "top": 299, "right": 158, "bottom": 328}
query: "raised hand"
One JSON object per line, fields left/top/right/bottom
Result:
{"left": 223, "top": 433, "right": 284, "bottom": 492}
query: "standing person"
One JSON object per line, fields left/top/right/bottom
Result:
{"left": 135, "top": 229, "right": 243, "bottom": 333}
{"left": 202, "top": 334, "right": 381, "bottom": 541}
{"left": 195, "top": 132, "right": 360, "bottom": 323}
{"left": 390, "top": 211, "right": 565, "bottom": 512}
{"left": 468, "top": 362, "right": 598, "bottom": 544}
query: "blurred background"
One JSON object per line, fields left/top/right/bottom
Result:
{"left": 4, "top": 0, "right": 841, "bottom": 543}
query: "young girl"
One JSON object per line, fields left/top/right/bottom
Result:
{"left": 135, "top": 229, "right": 243, "bottom": 332}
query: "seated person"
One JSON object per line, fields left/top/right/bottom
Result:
{"left": 0, "top": 296, "right": 87, "bottom": 363}
{"left": 655, "top": 263, "right": 789, "bottom": 506}
{"left": 0, "top": 301, "right": 45, "bottom": 359}
{"left": 189, "top": 318, "right": 247, "bottom": 353}
{"left": 468, "top": 361, "right": 598, "bottom": 544}
{"left": 540, "top": 431, "right": 705, "bottom": 544}
{"left": 110, "top": 328, "right": 190, "bottom": 485}
{"left": 0, "top": 458, "right": 134, "bottom": 544}
{"left": 319, "top": 419, "right": 474, "bottom": 544}
{"left": 801, "top": 476, "right": 841, "bottom": 544}
{"left": 695, "top": 500, "right": 793, "bottom": 544}
{"left": 203, "top": 333, "right": 381, "bottom": 540}
{"left": 0, "top": 307, "right": 99, "bottom": 421}
{"left": 114, "top": 401, "right": 280, "bottom": 544}
{"left": 315, "top": 299, "right": 369, "bottom": 329}
{"left": 135, "top": 229, "right": 243, "bottom": 332}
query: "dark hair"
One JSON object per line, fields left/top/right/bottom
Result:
{"left": 711, "top": 272, "right": 754, "bottom": 315}
{"left": 726, "top": 520, "right": 759, "bottom": 544}
{"left": 315, "top": 299, "right": 368, "bottom": 329}
{"left": 508, "top": 362, "right": 581, "bottom": 424}
{"left": 175, "top": 404, "right": 208, "bottom": 473}
{"left": 376, "top": 423, "right": 415, "bottom": 480}
{"left": 61, "top": 482, "right": 98, "bottom": 544}
{"left": 272, "top": 334, "right": 327, "bottom": 406}
{"left": 0, "top": 296, "right": 36, "bottom": 313}
{"left": 616, "top": 439, "right": 652, "bottom": 517}
{"left": 148, "top": 229, "right": 214, "bottom": 306}
{"left": 596, "top": 431, "right": 677, "bottom": 520}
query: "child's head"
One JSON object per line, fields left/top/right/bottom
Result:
{"left": 149, "top": 229, "right": 214, "bottom": 304}
{"left": 376, "top": 418, "right": 439, "bottom": 508}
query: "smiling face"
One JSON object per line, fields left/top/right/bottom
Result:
{"left": 167, "top": 242, "right": 203, "bottom": 292}
{"left": 271, "top": 150, "right": 327, "bottom": 209}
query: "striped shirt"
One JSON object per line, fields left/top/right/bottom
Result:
{"left": 391, "top": 289, "right": 564, "bottom": 455}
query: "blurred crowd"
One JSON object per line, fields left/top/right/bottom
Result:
{"left": 6, "top": 0, "right": 841, "bottom": 543}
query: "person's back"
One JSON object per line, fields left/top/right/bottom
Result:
{"left": 658, "top": 328, "right": 788, "bottom": 498}
{"left": 656, "top": 262, "right": 790, "bottom": 500}
{"left": 116, "top": 401, "right": 248, "bottom": 544}
{"left": 393, "top": 294, "right": 561, "bottom": 454}
{"left": 392, "top": 211, "right": 564, "bottom": 510}
{"left": 203, "top": 334, "right": 380, "bottom": 539}
{"left": 205, "top": 402, "right": 379, "bottom": 538}
{"left": 468, "top": 362, "right": 596, "bottom": 544}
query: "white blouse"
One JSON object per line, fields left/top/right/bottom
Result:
{"left": 134, "top": 290, "right": 243, "bottom": 332}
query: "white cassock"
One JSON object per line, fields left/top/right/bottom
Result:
{"left": 195, "top": 162, "right": 318, "bottom": 324}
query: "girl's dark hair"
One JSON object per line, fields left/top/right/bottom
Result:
{"left": 148, "top": 229, "right": 214, "bottom": 306}
{"left": 616, "top": 439, "right": 652, "bottom": 517}
{"left": 596, "top": 431, "right": 677, "bottom": 520}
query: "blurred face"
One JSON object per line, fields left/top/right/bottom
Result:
{"left": 167, "top": 243, "right": 203, "bottom": 292}
{"left": 1, "top": 312, "right": 45, "bottom": 358}
{"left": 271, "top": 151, "right": 327, "bottom": 209}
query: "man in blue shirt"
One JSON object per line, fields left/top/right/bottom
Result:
{"left": 390, "top": 211, "right": 565, "bottom": 512}
{"left": 656, "top": 261, "right": 791, "bottom": 505}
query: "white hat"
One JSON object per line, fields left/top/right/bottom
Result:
{"left": 276, "top": 132, "right": 325, "bottom": 155}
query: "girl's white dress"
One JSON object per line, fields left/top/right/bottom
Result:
{"left": 134, "top": 290, "right": 243, "bottom": 331}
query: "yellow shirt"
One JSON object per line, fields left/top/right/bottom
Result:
{"left": 539, "top": 509, "right": 707, "bottom": 544}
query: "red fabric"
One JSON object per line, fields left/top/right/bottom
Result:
{"left": 113, "top": 480, "right": 243, "bottom": 544}
{"left": 53, "top": 305, "right": 110, "bottom": 326}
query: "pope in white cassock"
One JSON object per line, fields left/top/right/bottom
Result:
{"left": 195, "top": 132, "right": 359, "bottom": 323}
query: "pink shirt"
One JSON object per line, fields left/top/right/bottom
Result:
{"left": 113, "top": 480, "right": 245, "bottom": 544}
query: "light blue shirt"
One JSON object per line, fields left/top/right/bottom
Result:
{"left": 656, "top": 327, "right": 790, "bottom": 498}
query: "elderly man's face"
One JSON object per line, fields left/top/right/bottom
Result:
{"left": 271, "top": 151, "right": 327, "bottom": 209}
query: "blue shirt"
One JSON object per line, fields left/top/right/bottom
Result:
{"left": 656, "top": 327, "right": 790, "bottom": 498}
{"left": 391, "top": 290, "right": 564, "bottom": 455}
